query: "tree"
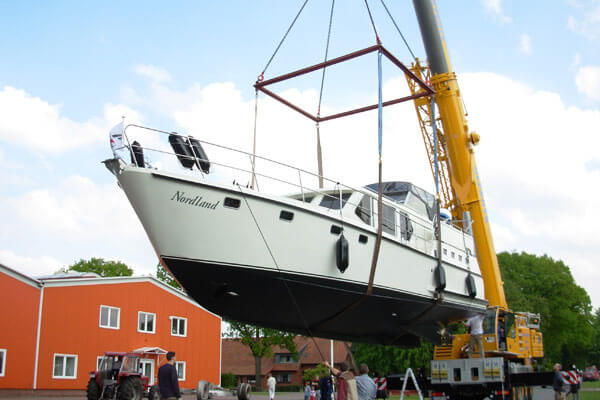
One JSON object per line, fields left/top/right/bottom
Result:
{"left": 498, "top": 251, "right": 594, "bottom": 367}
{"left": 225, "top": 322, "right": 297, "bottom": 390}
{"left": 65, "top": 257, "right": 132, "bottom": 277}
{"left": 352, "top": 340, "right": 433, "bottom": 376}
{"left": 156, "top": 263, "right": 182, "bottom": 289}
{"left": 588, "top": 309, "right": 600, "bottom": 366}
{"left": 303, "top": 364, "right": 329, "bottom": 382}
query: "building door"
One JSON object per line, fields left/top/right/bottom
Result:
{"left": 140, "top": 359, "right": 155, "bottom": 385}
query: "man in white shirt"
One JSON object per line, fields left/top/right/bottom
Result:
{"left": 465, "top": 314, "right": 485, "bottom": 358}
{"left": 267, "top": 372, "right": 277, "bottom": 400}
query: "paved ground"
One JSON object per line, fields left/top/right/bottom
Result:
{"left": 1, "top": 389, "right": 598, "bottom": 399}
{"left": 0, "top": 391, "right": 305, "bottom": 400}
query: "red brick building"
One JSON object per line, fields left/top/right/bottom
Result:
{"left": 0, "top": 263, "right": 221, "bottom": 390}
{"left": 221, "top": 337, "right": 350, "bottom": 387}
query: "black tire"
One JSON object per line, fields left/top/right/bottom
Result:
{"left": 87, "top": 378, "right": 100, "bottom": 400}
{"left": 237, "top": 382, "right": 251, "bottom": 400}
{"left": 118, "top": 376, "right": 143, "bottom": 400}
{"left": 149, "top": 385, "right": 161, "bottom": 400}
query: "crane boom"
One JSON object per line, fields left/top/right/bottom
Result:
{"left": 412, "top": 0, "right": 507, "bottom": 309}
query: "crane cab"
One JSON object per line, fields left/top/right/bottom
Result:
{"left": 433, "top": 307, "right": 543, "bottom": 362}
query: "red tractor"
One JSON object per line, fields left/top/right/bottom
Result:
{"left": 87, "top": 352, "right": 160, "bottom": 400}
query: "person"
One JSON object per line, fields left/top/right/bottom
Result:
{"left": 267, "top": 372, "right": 277, "bottom": 400}
{"left": 553, "top": 363, "right": 566, "bottom": 400}
{"left": 319, "top": 370, "right": 333, "bottom": 400}
{"left": 310, "top": 383, "right": 317, "bottom": 400}
{"left": 305, "top": 381, "right": 312, "bottom": 400}
{"left": 355, "top": 364, "right": 377, "bottom": 400}
{"left": 464, "top": 313, "right": 485, "bottom": 358}
{"left": 111, "top": 356, "right": 123, "bottom": 380}
{"left": 158, "top": 351, "right": 181, "bottom": 400}
{"left": 324, "top": 361, "right": 357, "bottom": 400}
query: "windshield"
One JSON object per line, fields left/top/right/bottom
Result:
{"left": 366, "top": 181, "right": 435, "bottom": 220}
{"left": 122, "top": 357, "right": 139, "bottom": 373}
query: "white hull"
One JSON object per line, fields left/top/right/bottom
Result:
{"left": 112, "top": 161, "right": 487, "bottom": 345}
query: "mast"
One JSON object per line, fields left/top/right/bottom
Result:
{"left": 412, "top": 0, "right": 508, "bottom": 309}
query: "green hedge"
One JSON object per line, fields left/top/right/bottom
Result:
{"left": 221, "top": 372, "right": 236, "bottom": 388}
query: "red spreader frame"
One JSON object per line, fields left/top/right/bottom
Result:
{"left": 254, "top": 44, "right": 434, "bottom": 123}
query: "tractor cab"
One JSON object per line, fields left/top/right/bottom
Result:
{"left": 87, "top": 351, "right": 159, "bottom": 400}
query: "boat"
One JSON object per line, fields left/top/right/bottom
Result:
{"left": 104, "top": 124, "right": 487, "bottom": 346}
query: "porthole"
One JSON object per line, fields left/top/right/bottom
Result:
{"left": 280, "top": 210, "right": 294, "bottom": 221}
{"left": 224, "top": 197, "right": 241, "bottom": 209}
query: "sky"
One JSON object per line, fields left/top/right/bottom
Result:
{"left": 1, "top": 0, "right": 600, "bottom": 309}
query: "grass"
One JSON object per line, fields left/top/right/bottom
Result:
{"left": 583, "top": 381, "right": 600, "bottom": 389}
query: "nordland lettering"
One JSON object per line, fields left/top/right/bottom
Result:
{"left": 171, "top": 191, "right": 220, "bottom": 210}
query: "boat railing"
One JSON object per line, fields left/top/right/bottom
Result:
{"left": 119, "top": 124, "right": 469, "bottom": 254}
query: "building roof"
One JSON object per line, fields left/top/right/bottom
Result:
{"left": 0, "top": 262, "right": 41, "bottom": 288}
{"left": 221, "top": 336, "right": 349, "bottom": 376}
{"left": 0, "top": 263, "right": 221, "bottom": 320}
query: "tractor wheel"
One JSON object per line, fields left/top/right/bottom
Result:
{"left": 197, "top": 380, "right": 210, "bottom": 400}
{"left": 148, "top": 385, "right": 160, "bottom": 400}
{"left": 87, "top": 378, "right": 100, "bottom": 400}
{"left": 118, "top": 376, "right": 143, "bottom": 400}
{"left": 237, "top": 382, "right": 251, "bottom": 400}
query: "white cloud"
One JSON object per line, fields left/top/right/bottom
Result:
{"left": 133, "top": 64, "right": 172, "bottom": 83}
{"left": 0, "top": 249, "right": 64, "bottom": 277}
{"left": 0, "top": 86, "right": 142, "bottom": 154}
{"left": 0, "top": 86, "right": 103, "bottom": 153}
{"left": 482, "top": 0, "right": 512, "bottom": 24}
{"left": 518, "top": 34, "right": 531, "bottom": 54}
{"left": 3, "top": 174, "right": 158, "bottom": 277}
{"left": 568, "top": 2, "right": 600, "bottom": 39}
{"left": 575, "top": 65, "right": 600, "bottom": 101}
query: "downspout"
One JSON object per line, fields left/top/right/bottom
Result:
{"left": 33, "top": 284, "right": 44, "bottom": 389}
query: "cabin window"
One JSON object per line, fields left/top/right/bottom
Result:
{"left": 319, "top": 193, "right": 351, "bottom": 210}
{"left": 382, "top": 205, "right": 396, "bottom": 236}
{"left": 458, "top": 254, "right": 463, "bottom": 262}
{"left": 399, "top": 212, "right": 413, "bottom": 240}
{"left": 280, "top": 210, "right": 294, "bottom": 221}
{"left": 451, "top": 251, "right": 455, "bottom": 258}
{"left": 405, "top": 192, "right": 429, "bottom": 217}
{"left": 224, "top": 197, "right": 241, "bottom": 209}
{"left": 355, "top": 195, "right": 372, "bottom": 225}
{"left": 443, "top": 248, "right": 448, "bottom": 256}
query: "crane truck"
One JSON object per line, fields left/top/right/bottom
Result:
{"left": 404, "top": 1, "right": 552, "bottom": 399}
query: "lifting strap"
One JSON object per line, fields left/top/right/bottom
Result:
{"left": 315, "top": 0, "right": 335, "bottom": 188}
{"left": 312, "top": 48, "right": 385, "bottom": 330}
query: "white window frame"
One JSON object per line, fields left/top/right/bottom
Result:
{"left": 170, "top": 316, "right": 187, "bottom": 337}
{"left": 96, "top": 356, "right": 103, "bottom": 370}
{"left": 137, "top": 311, "right": 156, "bottom": 334}
{"left": 140, "top": 359, "right": 155, "bottom": 385}
{"left": 52, "top": 353, "right": 78, "bottom": 379}
{"left": 0, "top": 349, "right": 6, "bottom": 377}
{"left": 99, "top": 305, "right": 120, "bottom": 330}
{"left": 175, "top": 361, "right": 186, "bottom": 381}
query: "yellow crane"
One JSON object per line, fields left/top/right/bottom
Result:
{"left": 406, "top": 1, "right": 546, "bottom": 398}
